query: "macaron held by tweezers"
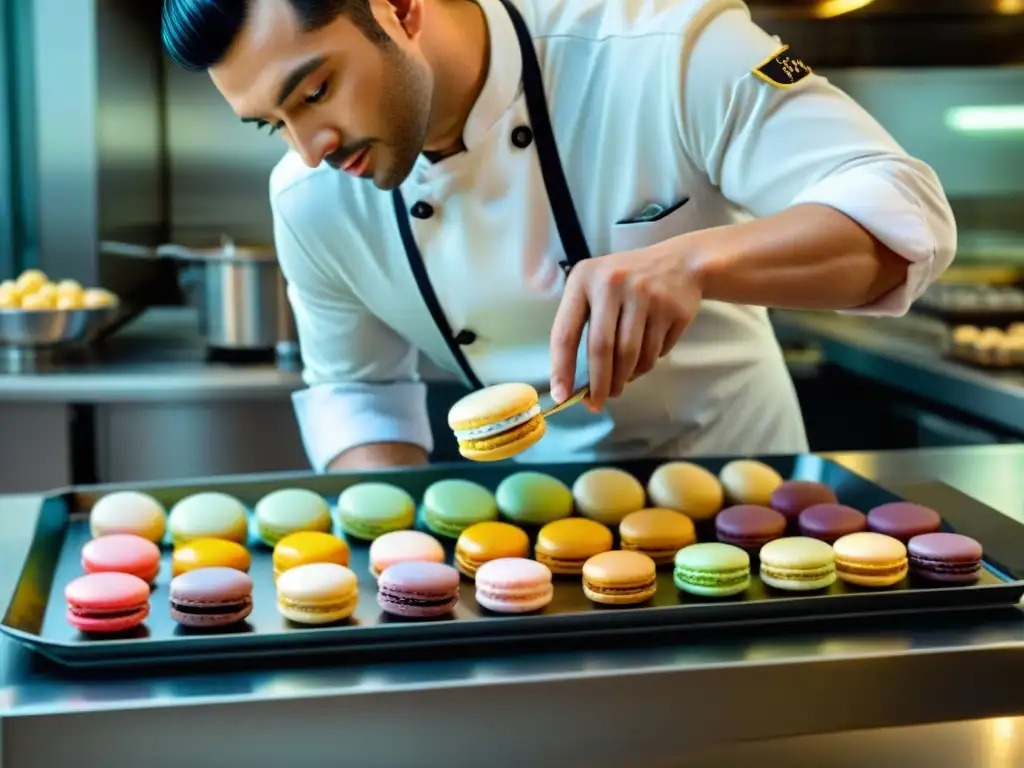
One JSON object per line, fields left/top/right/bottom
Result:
{"left": 369, "top": 530, "right": 445, "bottom": 579}
{"left": 81, "top": 534, "right": 162, "bottom": 583}
{"left": 377, "top": 561, "right": 461, "bottom": 618}
{"left": 454, "top": 521, "right": 530, "bottom": 579}
{"left": 572, "top": 467, "right": 646, "bottom": 526}
{"left": 65, "top": 572, "right": 151, "bottom": 633}
{"left": 169, "top": 567, "right": 254, "bottom": 628}
{"left": 495, "top": 471, "right": 574, "bottom": 525}
{"left": 534, "top": 518, "right": 613, "bottom": 575}
{"left": 89, "top": 490, "right": 167, "bottom": 543}
{"left": 272, "top": 531, "right": 350, "bottom": 580}
{"left": 254, "top": 488, "right": 332, "bottom": 546}
{"left": 422, "top": 478, "right": 499, "bottom": 538}
{"left": 336, "top": 482, "right": 416, "bottom": 541}
{"left": 907, "top": 532, "right": 983, "bottom": 584}
{"left": 673, "top": 542, "right": 751, "bottom": 597}
{"left": 475, "top": 558, "right": 553, "bottom": 614}
{"left": 618, "top": 508, "right": 696, "bottom": 565}
{"left": 168, "top": 492, "right": 249, "bottom": 547}
{"left": 276, "top": 562, "right": 359, "bottom": 625}
{"left": 173, "top": 538, "right": 252, "bottom": 576}
{"left": 833, "top": 531, "right": 908, "bottom": 587}
{"left": 759, "top": 537, "right": 837, "bottom": 592}
{"left": 582, "top": 550, "right": 657, "bottom": 606}
{"left": 447, "top": 382, "right": 546, "bottom": 461}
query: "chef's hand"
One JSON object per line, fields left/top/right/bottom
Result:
{"left": 549, "top": 246, "right": 703, "bottom": 412}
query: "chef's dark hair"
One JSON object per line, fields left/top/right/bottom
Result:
{"left": 162, "top": 0, "right": 388, "bottom": 71}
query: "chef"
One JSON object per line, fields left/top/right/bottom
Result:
{"left": 162, "top": 0, "right": 956, "bottom": 472}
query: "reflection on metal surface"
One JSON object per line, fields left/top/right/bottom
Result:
{"left": 687, "top": 717, "right": 1024, "bottom": 767}
{"left": 990, "top": 717, "right": 1020, "bottom": 767}
{"left": 818, "top": 637, "right": 912, "bottom": 655}
{"left": 812, "top": 0, "right": 875, "bottom": 17}
{"left": 946, "top": 105, "right": 1024, "bottom": 133}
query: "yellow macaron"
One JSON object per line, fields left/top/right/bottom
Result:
{"left": 454, "top": 521, "right": 530, "bottom": 579}
{"left": 273, "top": 531, "right": 351, "bottom": 581}
{"left": 447, "top": 383, "right": 546, "bottom": 461}
{"left": 534, "top": 518, "right": 614, "bottom": 575}
{"left": 172, "top": 538, "right": 252, "bottom": 577}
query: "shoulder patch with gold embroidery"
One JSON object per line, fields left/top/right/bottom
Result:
{"left": 752, "top": 45, "right": 812, "bottom": 88}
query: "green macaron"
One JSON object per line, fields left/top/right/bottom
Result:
{"left": 422, "top": 479, "right": 498, "bottom": 539}
{"left": 495, "top": 471, "right": 574, "bottom": 525}
{"left": 337, "top": 483, "right": 416, "bottom": 541}
{"left": 673, "top": 542, "right": 751, "bottom": 597}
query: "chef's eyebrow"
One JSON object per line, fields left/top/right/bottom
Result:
{"left": 239, "top": 55, "right": 327, "bottom": 123}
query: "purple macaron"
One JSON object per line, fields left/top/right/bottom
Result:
{"left": 908, "top": 532, "right": 983, "bottom": 584}
{"left": 769, "top": 481, "right": 838, "bottom": 527}
{"left": 170, "top": 567, "right": 253, "bottom": 628}
{"left": 867, "top": 502, "right": 942, "bottom": 543}
{"left": 799, "top": 503, "right": 868, "bottom": 544}
{"left": 377, "top": 561, "right": 460, "bottom": 618}
{"left": 715, "top": 505, "right": 786, "bottom": 551}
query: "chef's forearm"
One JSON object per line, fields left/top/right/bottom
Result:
{"left": 673, "top": 203, "right": 911, "bottom": 310}
{"left": 327, "top": 442, "right": 429, "bottom": 471}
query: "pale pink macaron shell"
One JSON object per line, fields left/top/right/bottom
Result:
{"left": 81, "top": 534, "right": 162, "bottom": 583}
{"left": 369, "top": 530, "right": 446, "bottom": 578}
{"left": 475, "top": 557, "right": 553, "bottom": 614}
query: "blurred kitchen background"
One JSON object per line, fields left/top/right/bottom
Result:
{"left": 0, "top": 0, "right": 1022, "bottom": 492}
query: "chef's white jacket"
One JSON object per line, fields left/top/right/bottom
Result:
{"left": 272, "top": 0, "right": 957, "bottom": 472}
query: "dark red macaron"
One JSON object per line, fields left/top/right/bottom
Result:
{"left": 908, "top": 532, "right": 983, "bottom": 584}
{"left": 715, "top": 504, "right": 786, "bottom": 551}
{"left": 769, "top": 481, "right": 838, "bottom": 524}
{"left": 867, "top": 502, "right": 942, "bottom": 543}
{"left": 798, "top": 503, "right": 867, "bottom": 544}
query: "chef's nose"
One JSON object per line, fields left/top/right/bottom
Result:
{"left": 294, "top": 127, "right": 340, "bottom": 169}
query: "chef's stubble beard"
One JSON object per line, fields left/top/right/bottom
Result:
{"left": 374, "top": 43, "right": 433, "bottom": 190}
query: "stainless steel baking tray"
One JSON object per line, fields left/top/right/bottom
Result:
{"left": 3, "top": 455, "right": 1022, "bottom": 669}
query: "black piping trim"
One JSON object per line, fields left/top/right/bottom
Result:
{"left": 501, "top": 0, "right": 592, "bottom": 268}
{"left": 392, "top": 189, "right": 483, "bottom": 390}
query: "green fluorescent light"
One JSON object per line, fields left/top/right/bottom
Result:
{"left": 945, "top": 105, "right": 1024, "bottom": 133}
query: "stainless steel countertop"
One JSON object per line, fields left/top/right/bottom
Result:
{"left": 773, "top": 310, "right": 1024, "bottom": 434}
{"left": 1, "top": 446, "right": 1023, "bottom": 765}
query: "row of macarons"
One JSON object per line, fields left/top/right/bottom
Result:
{"left": 76, "top": 494, "right": 986, "bottom": 593}
{"left": 87, "top": 459, "right": 933, "bottom": 552}
{"left": 65, "top": 523, "right": 987, "bottom": 637}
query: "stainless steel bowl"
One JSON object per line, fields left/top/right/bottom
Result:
{"left": 0, "top": 304, "right": 121, "bottom": 348}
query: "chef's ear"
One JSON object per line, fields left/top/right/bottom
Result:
{"left": 386, "top": 0, "right": 425, "bottom": 41}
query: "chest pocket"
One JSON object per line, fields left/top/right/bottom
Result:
{"left": 610, "top": 195, "right": 704, "bottom": 254}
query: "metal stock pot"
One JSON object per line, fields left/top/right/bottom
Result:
{"left": 105, "top": 237, "right": 298, "bottom": 356}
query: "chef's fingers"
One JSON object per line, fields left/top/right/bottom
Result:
{"left": 610, "top": 293, "right": 647, "bottom": 398}
{"left": 585, "top": 276, "right": 624, "bottom": 411}
{"left": 549, "top": 272, "right": 591, "bottom": 403}
{"left": 629, "top": 312, "right": 671, "bottom": 383}
{"left": 659, "top": 319, "right": 687, "bottom": 357}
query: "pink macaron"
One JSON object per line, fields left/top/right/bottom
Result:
{"left": 82, "top": 534, "right": 162, "bottom": 583}
{"left": 65, "top": 572, "right": 151, "bottom": 633}
{"left": 474, "top": 557, "right": 553, "bottom": 614}
{"left": 368, "top": 530, "right": 446, "bottom": 579}
{"left": 377, "top": 561, "right": 460, "bottom": 618}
